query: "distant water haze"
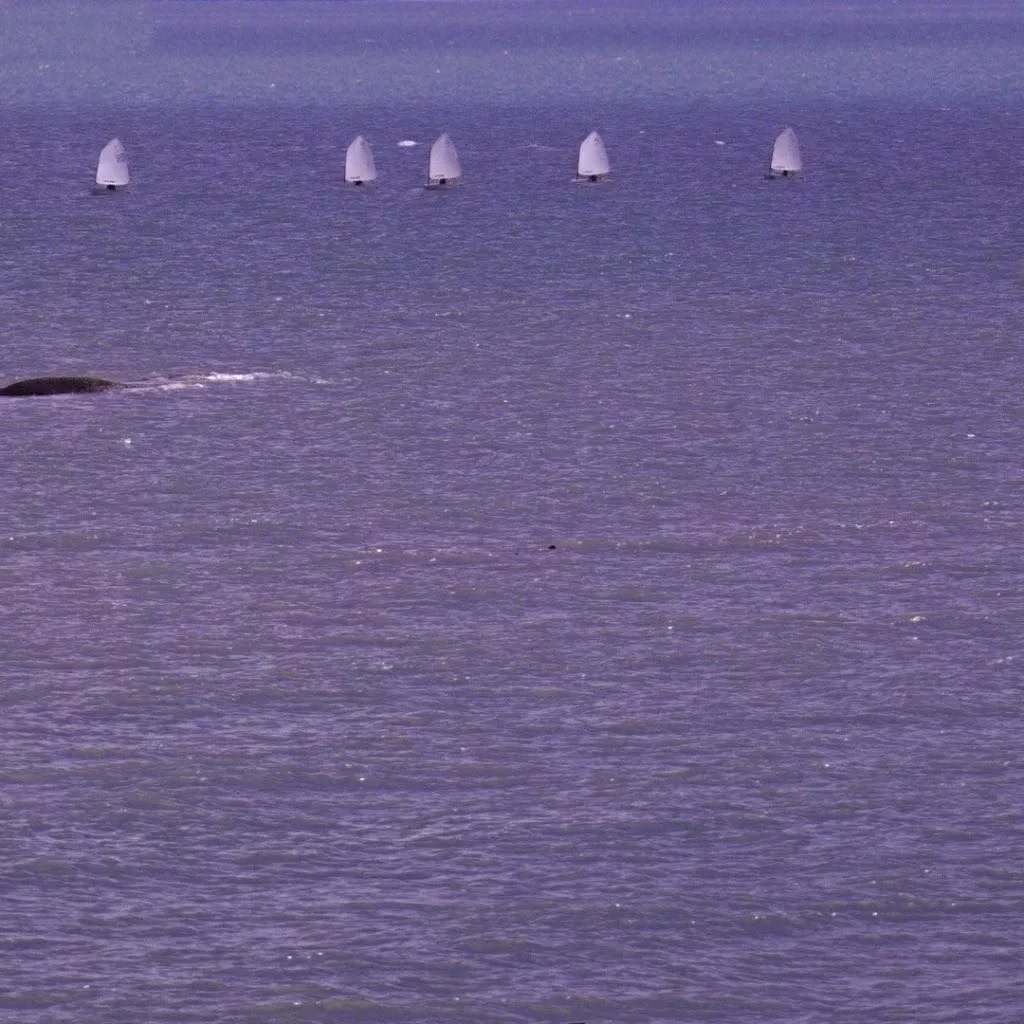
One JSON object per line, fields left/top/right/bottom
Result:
{"left": 2, "top": 0, "right": 1021, "bottom": 104}
{"left": 2, "top": 2, "right": 1023, "bottom": 1023}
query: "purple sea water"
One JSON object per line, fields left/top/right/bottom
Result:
{"left": 1, "top": 2, "right": 1023, "bottom": 1022}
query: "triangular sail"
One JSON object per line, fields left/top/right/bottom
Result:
{"left": 770, "top": 127, "right": 802, "bottom": 174}
{"left": 96, "top": 138, "right": 129, "bottom": 186}
{"left": 428, "top": 133, "right": 462, "bottom": 184}
{"left": 345, "top": 136, "right": 377, "bottom": 183}
{"left": 577, "top": 130, "right": 610, "bottom": 179}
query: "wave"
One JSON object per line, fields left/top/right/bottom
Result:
{"left": 131, "top": 370, "right": 328, "bottom": 391}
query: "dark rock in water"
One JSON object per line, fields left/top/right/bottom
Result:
{"left": 0, "top": 376, "right": 127, "bottom": 397}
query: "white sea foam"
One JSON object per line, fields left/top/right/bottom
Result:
{"left": 138, "top": 371, "right": 307, "bottom": 392}
{"left": 203, "top": 372, "right": 266, "bottom": 382}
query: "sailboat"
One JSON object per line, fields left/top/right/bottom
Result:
{"left": 767, "top": 127, "right": 802, "bottom": 179}
{"left": 345, "top": 136, "right": 377, "bottom": 186}
{"left": 95, "top": 138, "right": 129, "bottom": 191}
{"left": 575, "top": 130, "right": 610, "bottom": 183}
{"left": 425, "top": 133, "right": 462, "bottom": 189}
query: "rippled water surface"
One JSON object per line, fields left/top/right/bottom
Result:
{"left": 2, "top": 2, "right": 1023, "bottom": 1022}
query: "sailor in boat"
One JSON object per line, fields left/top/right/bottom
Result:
{"left": 353, "top": 180, "right": 363, "bottom": 187}
{"left": 589, "top": 175, "right": 597, "bottom": 182}
{"left": 438, "top": 177, "right": 447, "bottom": 186}
{"left": 106, "top": 184, "right": 117, "bottom": 191}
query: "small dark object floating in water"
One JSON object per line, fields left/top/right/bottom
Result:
{"left": 0, "top": 376, "right": 128, "bottom": 397}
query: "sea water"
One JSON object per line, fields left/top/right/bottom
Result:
{"left": 1, "top": 2, "right": 1022, "bottom": 1022}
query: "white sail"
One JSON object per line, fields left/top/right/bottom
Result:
{"left": 577, "top": 130, "right": 610, "bottom": 180}
{"left": 96, "top": 138, "right": 129, "bottom": 187}
{"left": 345, "top": 135, "right": 377, "bottom": 184}
{"left": 770, "top": 127, "right": 802, "bottom": 175}
{"left": 428, "top": 133, "right": 462, "bottom": 185}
